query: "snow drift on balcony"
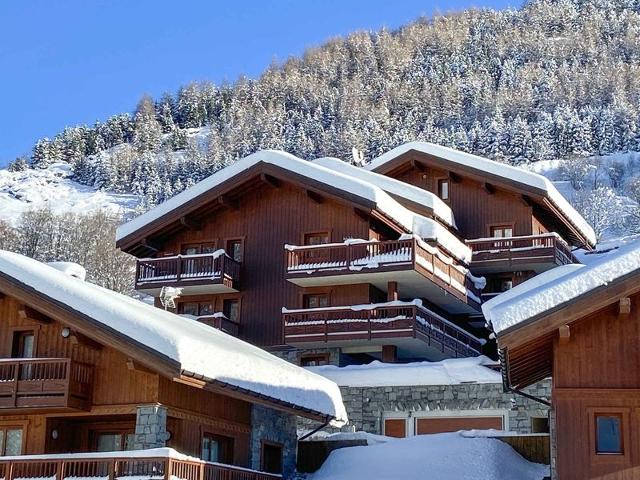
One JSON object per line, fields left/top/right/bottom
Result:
{"left": 116, "top": 150, "right": 471, "bottom": 263}
{"left": 366, "top": 141, "right": 596, "bottom": 247}
{"left": 313, "top": 157, "right": 456, "bottom": 228}
{"left": 0, "top": 250, "right": 347, "bottom": 424}
{"left": 306, "top": 356, "right": 500, "bottom": 387}
{"left": 482, "top": 239, "right": 640, "bottom": 335}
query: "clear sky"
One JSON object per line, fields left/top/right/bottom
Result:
{"left": 0, "top": 0, "right": 519, "bottom": 166}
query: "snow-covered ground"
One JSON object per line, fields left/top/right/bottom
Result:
{"left": 0, "top": 163, "right": 139, "bottom": 224}
{"left": 309, "top": 431, "right": 549, "bottom": 480}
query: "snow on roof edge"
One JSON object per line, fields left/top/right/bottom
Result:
{"left": 117, "top": 150, "right": 471, "bottom": 263}
{"left": 482, "top": 239, "right": 640, "bottom": 335}
{"left": 365, "top": 142, "right": 596, "bottom": 247}
{"left": 0, "top": 250, "right": 347, "bottom": 423}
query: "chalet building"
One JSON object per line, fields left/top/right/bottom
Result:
{"left": 484, "top": 240, "right": 640, "bottom": 480}
{"left": 0, "top": 251, "right": 346, "bottom": 479}
{"left": 115, "top": 142, "right": 595, "bottom": 437}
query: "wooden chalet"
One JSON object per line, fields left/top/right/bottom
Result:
{"left": 115, "top": 144, "right": 594, "bottom": 367}
{"left": 0, "top": 251, "right": 346, "bottom": 479}
{"left": 483, "top": 241, "right": 640, "bottom": 479}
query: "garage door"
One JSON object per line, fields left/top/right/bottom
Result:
{"left": 384, "top": 418, "right": 407, "bottom": 438}
{"left": 415, "top": 416, "right": 503, "bottom": 435}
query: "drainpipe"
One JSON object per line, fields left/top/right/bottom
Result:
{"left": 298, "top": 418, "right": 331, "bottom": 441}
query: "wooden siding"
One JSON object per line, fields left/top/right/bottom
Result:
{"left": 551, "top": 292, "right": 640, "bottom": 479}
{"left": 389, "top": 165, "right": 535, "bottom": 240}
{"left": 157, "top": 183, "right": 372, "bottom": 346}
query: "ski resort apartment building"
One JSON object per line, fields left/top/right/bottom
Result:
{"left": 0, "top": 251, "right": 346, "bottom": 479}
{"left": 115, "top": 142, "right": 596, "bottom": 438}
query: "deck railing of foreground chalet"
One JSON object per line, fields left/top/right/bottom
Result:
{"left": 283, "top": 303, "right": 483, "bottom": 357}
{"left": 0, "top": 358, "right": 93, "bottom": 410}
{"left": 136, "top": 252, "right": 241, "bottom": 286}
{"left": 285, "top": 238, "right": 480, "bottom": 303}
{"left": 0, "top": 454, "right": 281, "bottom": 480}
{"left": 466, "top": 233, "right": 576, "bottom": 266}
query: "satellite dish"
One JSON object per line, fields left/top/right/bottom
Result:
{"left": 351, "top": 147, "right": 365, "bottom": 166}
{"left": 159, "top": 286, "right": 183, "bottom": 310}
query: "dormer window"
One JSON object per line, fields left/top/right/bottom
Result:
{"left": 437, "top": 179, "right": 449, "bottom": 200}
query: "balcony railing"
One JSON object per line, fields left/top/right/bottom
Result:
{"left": 193, "top": 314, "right": 240, "bottom": 337}
{"left": 466, "top": 233, "right": 577, "bottom": 270}
{"left": 0, "top": 450, "right": 281, "bottom": 480}
{"left": 283, "top": 302, "right": 483, "bottom": 357}
{"left": 285, "top": 238, "right": 481, "bottom": 307}
{"left": 135, "top": 252, "right": 240, "bottom": 292}
{"left": 0, "top": 358, "right": 93, "bottom": 411}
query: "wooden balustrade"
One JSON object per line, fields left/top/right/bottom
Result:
{"left": 466, "top": 233, "right": 577, "bottom": 267}
{"left": 0, "top": 358, "right": 93, "bottom": 410}
{"left": 285, "top": 238, "right": 481, "bottom": 306}
{"left": 283, "top": 303, "right": 482, "bottom": 357}
{"left": 135, "top": 253, "right": 241, "bottom": 290}
{"left": 0, "top": 454, "right": 281, "bottom": 480}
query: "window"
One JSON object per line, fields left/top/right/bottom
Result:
{"left": 300, "top": 354, "right": 329, "bottom": 367}
{"left": 181, "top": 242, "right": 216, "bottom": 255}
{"left": 12, "top": 330, "right": 35, "bottom": 358}
{"left": 0, "top": 427, "right": 24, "bottom": 455}
{"left": 437, "top": 179, "right": 449, "bottom": 200}
{"left": 490, "top": 225, "right": 513, "bottom": 238}
{"left": 201, "top": 433, "right": 234, "bottom": 464}
{"left": 226, "top": 239, "right": 243, "bottom": 262}
{"left": 180, "top": 301, "right": 214, "bottom": 317}
{"left": 596, "top": 415, "right": 623, "bottom": 454}
{"left": 531, "top": 417, "right": 550, "bottom": 434}
{"left": 261, "top": 441, "right": 283, "bottom": 474}
{"left": 303, "top": 294, "right": 329, "bottom": 309}
{"left": 486, "top": 276, "right": 513, "bottom": 294}
{"left": 304, "top": 232, "right": 329, "bottom": 246}
{"left": 223, "top": 299, "right": 240, "bottom": 323}
{"left": 95, "top": 432, "right": 135, "bottom": 452}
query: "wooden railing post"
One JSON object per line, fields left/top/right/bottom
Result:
{"left": 56, "top": 460, "right": 64, "bottom": 480}
{"left": 108, "top": 460, "right": 116, "bottom": 480}
{"left": 176, "top": 257, "right": 182, "bottom": 282}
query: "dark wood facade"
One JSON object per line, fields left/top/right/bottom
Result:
{"left": 498, "top": 271, "right": 640, "bottom": 479}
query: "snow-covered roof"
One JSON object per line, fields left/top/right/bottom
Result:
{"left": 366, "top": 142, "right": 596, "bottom": 247}
{"left": 482, "top": 239, "right": 640, "bottom": 335}
{"left": 312, "top": 157, "right": 456, "bottom": 228}
{"left": 117, "top": 150, "right": 472, "bottom": 263}
{"left": 0, "top": 250, "right": 347, "bottom": 424}
{"left": 306, "top": 357, "right": 500, "bottom": 388}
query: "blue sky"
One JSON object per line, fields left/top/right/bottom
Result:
{"left": 0, "top": 0, "right": 518, "bottom": 166}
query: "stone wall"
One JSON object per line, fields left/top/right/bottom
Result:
{"left": 271, "top": 347, "right": 342, "bottom": 366}
{"left": 300, "top": 380, "right": 552, "bottom": 436}
{"left": 250, "top": 405, "right": 298, "bottom": 479}
{"left": 133, "top": 404, "right": 169, "bottom": 449}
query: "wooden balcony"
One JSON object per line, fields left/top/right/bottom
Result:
{"left": 0, "top": 358, "right": 93, "bottom": 412}
{"left": 193, "top": 314, "right": 240, "bottom": 337}
{"left": 135, "top": 252, "right": 240, "bottom": 295}
{"left": 283, "top": 302, "right": 483, "bottom": 359}
{"left": 0, "top": 450, "right": 280, "bottom": 480}
{"left": 467, "top": 233, "right": 578, "bottom": 274}
{"left": 285, "top": 238, "right": 482, "bottom": 314}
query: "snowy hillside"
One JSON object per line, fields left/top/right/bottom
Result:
{"left": 0, "top": 163, "right": 140, "bottom": 224}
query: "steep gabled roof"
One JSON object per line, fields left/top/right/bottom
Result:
{"left": 312, "top": 157, "right": 456, "bottom": 228}
{"left": 366, "top": 142, "right": 596, "bottom": 248}
{"left": 0, "top": 250, "right": 348, "bottom": 425}
{"left": 116, "top": 150, "right": 472, "bottom": 263}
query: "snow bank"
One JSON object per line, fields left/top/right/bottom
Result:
{"left": 366, "top": 142, "right": 596, "bottom": 246}
{"left": 482, "top": 238, "right": 640, "bottom": 334}
{"left": 0, "top": 163, "right": 139, "bottom": 225}
{"left": 47, "top": 261, "right": 87, "bottom": 281}
{"left": 310, "top": 432, "right": 549, "bottom": 480}
{"left": 0, "top": 251, "right": 347, "bottom": 424}
{"left": 306, "top": 356, "right": 500, "bottom": 387}
{"left": 313, "top": 157, "right": 456, "bottom": 228}
{"left": 117, "top": 150, "right": 471, "bottom": 263}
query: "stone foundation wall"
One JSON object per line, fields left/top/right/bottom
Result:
{"left": 300, "top": 380, "right": 552, "bottom": 436}
{"left": 250, "top": 405, "right": 297, "bottom": 479}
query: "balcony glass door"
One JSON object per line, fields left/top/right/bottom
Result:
{"left": 12, "top": 331, "right": 35, "bottom": 380}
